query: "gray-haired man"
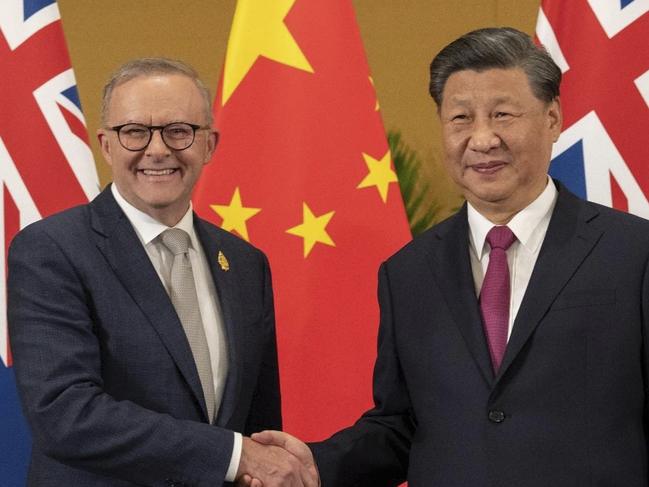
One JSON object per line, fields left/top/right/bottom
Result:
{"left": 9, "top": 57, "right": 317, "bottom": 487}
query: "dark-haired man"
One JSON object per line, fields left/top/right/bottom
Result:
{"left": 254, "top": 27, "right": 649, "bottom": 486}
{"left": 8, "top": 58, "right": 317, "bottom": 487}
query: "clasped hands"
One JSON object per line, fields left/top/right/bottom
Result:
{"left": 236, "top": 431, "right": 320, "bottom": 487}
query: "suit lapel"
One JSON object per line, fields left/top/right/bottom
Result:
{"left": 425, "top": 206, "right": 495, "bottom": 386}
{"left": 194, "top": 218, "right": 243, "bottom": 428}
{"left": 89, "top": 188, "right": 209, "bottom": 420}
{"left": 495, "top": 186, "right": 603, "bottom": 382}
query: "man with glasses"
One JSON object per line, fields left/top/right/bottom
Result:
{"left": 8, "top": 58, "right": 317, "bottom": 487}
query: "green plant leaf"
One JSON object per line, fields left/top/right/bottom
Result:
{"left": 388, "top": 130, "right": 441, "bottom": 236}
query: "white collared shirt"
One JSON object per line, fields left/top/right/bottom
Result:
{"left": 468, "top": 178, "right": 558, "bottom": 339}
{"left": 111, "top": 184, "right": 241, "bottom": 481}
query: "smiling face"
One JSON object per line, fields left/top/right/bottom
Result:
{"left": 439, "top": 67, "right": 562, "bottom": 223}
{"left": 98, "top": 73, "right": 217, "bottom": 226}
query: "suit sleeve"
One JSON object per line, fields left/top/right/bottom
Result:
{"left": 244, "top": 252, "right": 282, "bottom": 434}
{"left": 309, "top": 262, "right": 413, "bottom": 487}
{"left": 642, "top": 251, "right": 649, "bottom": 455}
{"left": 8, "top": 225, "right": 234, "bottom": 487}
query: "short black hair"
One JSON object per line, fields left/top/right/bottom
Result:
{"left": 429, "top": 27, "right": 561, "bottom": 106}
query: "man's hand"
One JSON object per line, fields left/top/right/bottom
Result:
{"left": 247, "top": 431, "right": 320, "bottom": 487}
{"left": 235, "top": 435, "right": 319, "bottom": 487}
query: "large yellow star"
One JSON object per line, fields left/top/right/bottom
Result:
{"left": 210, "top": 187, "right": 261, "bottom": 242}
{"left": 357, "top": 150, "right": 398, "bottom": 203}
{"left": 286, "top": 202, "right": 335, "bottom": 258}
{"left": 222, "top": 0, "right": 314, "bottom": 104}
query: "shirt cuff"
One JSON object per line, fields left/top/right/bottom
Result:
{"left": 225, "top": 432, "right": 242, "bottom": 482}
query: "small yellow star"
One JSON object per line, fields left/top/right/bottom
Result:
{"left": 211, "top": 187, "right": 261, "bottom": 242}
{"left": 222, "top": 0, "right": 314, "bottom": 104}
{"left": 286, "top": 202, "right": 335, "bottom": 258}
{"left": 357, "top": 150, "right": 398, "bottom": 203}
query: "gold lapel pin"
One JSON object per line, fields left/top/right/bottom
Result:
{"left": 217, "top": 250, "right": 230, "bottom": 271}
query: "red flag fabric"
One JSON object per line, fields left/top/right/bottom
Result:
{"left": 536, "top": 0, "right": 649, "bottom": 216}
{"left": 193, "top": 0, "right": 411, "bottom": 439}
{"left": 0, "top": 1, "right": 99, "bottom": 483}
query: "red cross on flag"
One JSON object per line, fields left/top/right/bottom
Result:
{"left": 537, "top": 0, "right": 649, "bottom": 215}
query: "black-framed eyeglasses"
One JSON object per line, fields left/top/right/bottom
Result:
{"left": 108, "top": 122, "right": 209, "bottom": 151}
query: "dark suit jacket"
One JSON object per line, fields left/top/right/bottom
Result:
{"left": 8, "top": 187, "right": 281, "bottom": 487}
{"left": 311, "top": 183, "right": 649, "bottom": 486}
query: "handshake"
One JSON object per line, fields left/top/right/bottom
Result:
{"left": 235, "top": 431, "right": 320, "bottom": 487}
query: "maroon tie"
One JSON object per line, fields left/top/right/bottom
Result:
{"left": 480, "top": 226, "right": 516, "bottom": 372}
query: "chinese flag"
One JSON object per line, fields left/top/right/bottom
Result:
{"left": 193, "top": 0, "right": 411, "bottom": 439}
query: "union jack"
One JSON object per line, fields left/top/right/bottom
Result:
{"left": 0, "top": 1, "right": 98, "bottom": 484}
{"left": 537, "top": 0, "right": 649, "bottom": 215}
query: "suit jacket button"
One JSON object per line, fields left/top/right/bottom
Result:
{"left": 488, "top": 409, "right": 506, "bottom": 423}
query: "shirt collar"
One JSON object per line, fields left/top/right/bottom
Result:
{"left": 467, "top": 177, "right": 558, "bottom": 260}
{"left": 111, "top": 183, "right": 196, "bottom": 247}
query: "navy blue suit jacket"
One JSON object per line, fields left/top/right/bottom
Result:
{"left": 8, "top": 187, "right": 281, "bottom": 486}
{"left": 312, "top": 183, "right": 649, "bottom": 486}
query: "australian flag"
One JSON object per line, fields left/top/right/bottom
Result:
{"left": 537, "top": 0, "right": 649, "bottom": 216}
{"left": 0, "top": 1, "right": 99, "bottom": 484}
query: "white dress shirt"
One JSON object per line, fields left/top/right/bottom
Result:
{"left": 468, "top": 178, "right": 558, "bottom": 340}
{"left": 111, "top": 184, "right": 241, "bottom": 481}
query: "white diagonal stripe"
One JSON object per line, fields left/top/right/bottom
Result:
{"left": 0, "top": 0, "right": 59, "bottom": 50}
{"left": 536, "top": 7, "right": 570, "bottom": 74}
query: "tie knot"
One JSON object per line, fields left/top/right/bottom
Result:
{"left": 160, "top": 228, "right": 191, "bottom": 255}
{"left": 486, "top": 225, "right": 516, "bottom": 251}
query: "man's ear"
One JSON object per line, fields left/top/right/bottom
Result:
{"left": 204, "top": 130, "right": 219, "bottom": 164}
{"left": 548, "top": 97, "right": 563, "bottom": 142}
{"left": 97, "top": 129, "right": 113, "bottom": 166}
